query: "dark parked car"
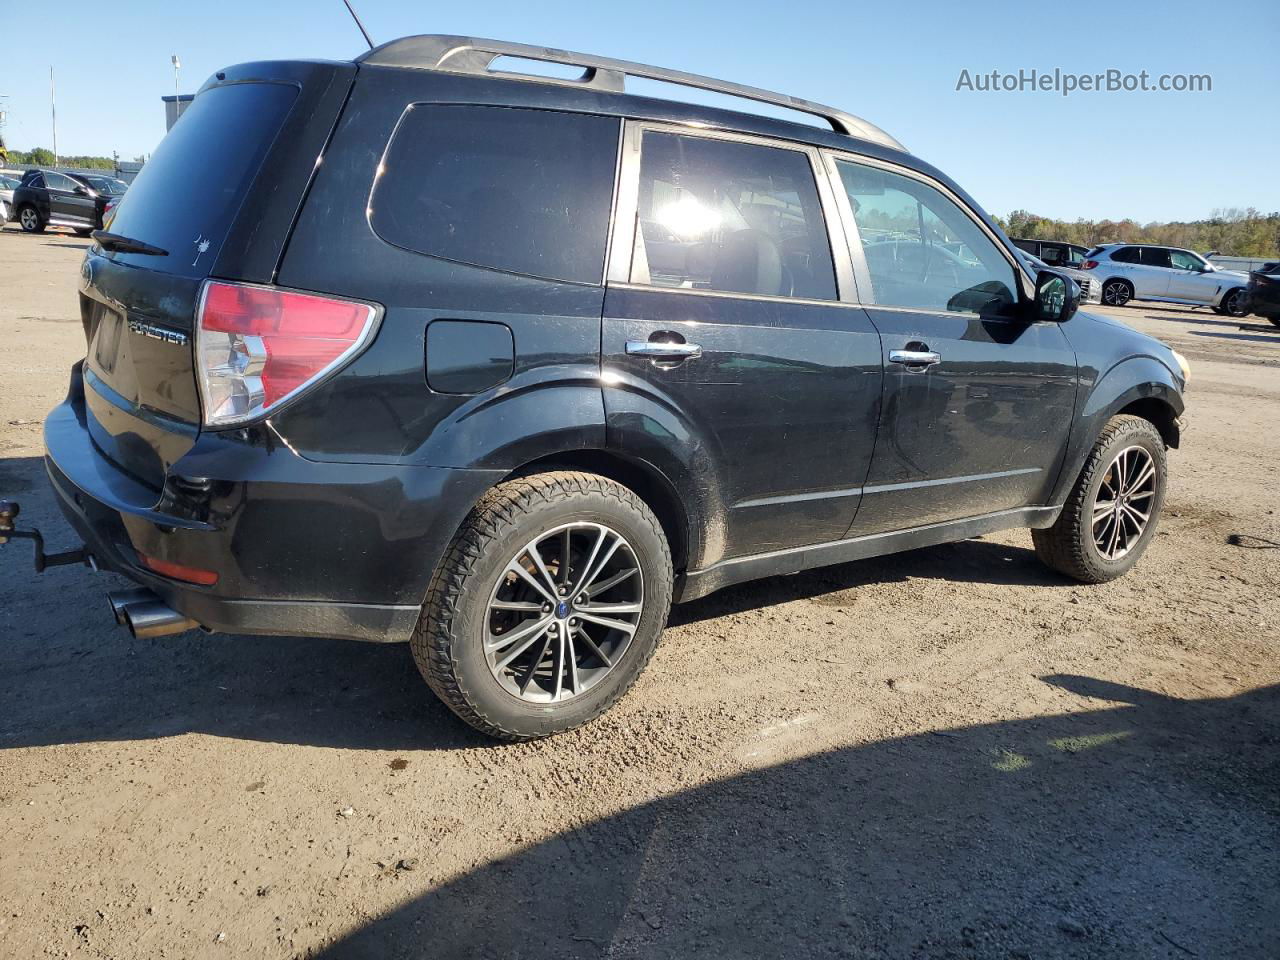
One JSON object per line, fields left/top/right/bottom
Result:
{"left": 1247, "top": 262, "right": 1280, "bottom": 328}
{"left": 11, "top": 169, "right": 114, "bottom": 235}
{"left": 1011, "top": 238, "right": 1090, "bottom": 268}
{"left": 2, "top": 36, "right": 1189, "bottom": 741}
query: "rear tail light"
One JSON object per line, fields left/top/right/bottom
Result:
{"left": 1081, "top": 260, "right": 1099, "bottom": 270}
{"left": 196, "top": 281, "right": 379, "bottom": 427}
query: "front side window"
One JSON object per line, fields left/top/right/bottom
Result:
{"left": 1170, "top": 250, "right": 1204, "bottom": 271}
{"left": 372, "top": 105, "right": 619, "bottom": 285}
{"left": 629, "top": 131, "right": 836, "bottom": 300}
{"left": 836, "top": 159, "right": 1017, "bottom": 316}
{"left": 1140, "top": 247, "right": 1172, "bottom": 268}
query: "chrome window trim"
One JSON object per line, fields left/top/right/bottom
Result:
{"left": 607, "top": 280, "right": 864, "bottom": 310}
{"left": 605, "top": 120, "right": 857, "bottom": 304}
{"left": 821, "top": 149, "right": 1036, "bottom": 305}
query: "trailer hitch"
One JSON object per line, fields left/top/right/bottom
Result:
{"left": 0, "top": 500, "right": 92, "bottom": 573}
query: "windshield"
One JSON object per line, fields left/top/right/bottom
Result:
{"left": 0, "top": 175, "right": 19, "bottom": 189}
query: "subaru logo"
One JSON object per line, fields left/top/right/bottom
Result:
{"left": 555, "top": 600, "right": 570, "bottom": 619}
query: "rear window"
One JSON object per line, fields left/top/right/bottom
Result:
{"left": 102, "top": 81, "right": 298, "bottom": 277}
{"left": 371, "top": 105, "right": 620, "bottom": 284}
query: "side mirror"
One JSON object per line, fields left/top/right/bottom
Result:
{"left": 73, "top": 186, "right": 89, "bottom": 197}
{"left": 1033, "top": 269, "right": 1078, "bottom": 323}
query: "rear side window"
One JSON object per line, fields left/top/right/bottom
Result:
{"left": 103, "top": 81, "right": 299, "bottom": 278}
{"left": 629, "top": 131, "right": 836, "bottom": 300}
{"left": 1140, "top": 247, "right": 1172, "bottom": 268}
{"left": 372, "top": 105, "right": 619, "bottom": 284}
{"left": 1111, "top": 246, "right": 1140, "bottom": 263}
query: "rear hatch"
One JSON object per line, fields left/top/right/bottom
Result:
{"left": 79, "top": 60, "right": 353, "bottom": 494}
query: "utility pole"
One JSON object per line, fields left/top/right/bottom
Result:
{"left": 50, "top": 67, "right": 57, "bottom": 165}
{"left": 171, "top": 54, "right": 181, "bottom": 99}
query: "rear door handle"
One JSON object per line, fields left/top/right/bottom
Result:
{"left": 889, "top": 349, "right": 941, "bottom": 369}
{"left": 625, "top": 340, "right": 702, "bottom": 361}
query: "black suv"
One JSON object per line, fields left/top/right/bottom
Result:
{"left": 7, "top": 36, "right": 1189, "bottom": 740}
{"left": 12, "top": 169, "right": 116, "bottom": 235}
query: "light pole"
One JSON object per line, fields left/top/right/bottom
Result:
{"left": 50, "top": 67, "right": 57, "bottom": 165}
{"left": 171, "top": 54, "right": 181, "bottom": 100}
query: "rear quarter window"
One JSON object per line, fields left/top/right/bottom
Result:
{"left": 370, "top": 105, "right": 620, "bottom": 284}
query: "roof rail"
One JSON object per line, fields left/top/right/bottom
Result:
{"left": 356, "top": 35, "right": 906, "bottom": 152}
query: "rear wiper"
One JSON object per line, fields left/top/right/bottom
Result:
{"left": 91, "top": 231, "right": 169, "bottom": 256}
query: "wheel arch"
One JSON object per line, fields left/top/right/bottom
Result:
{"left": 1049, "top": 356, "right": 1184, "bottom": 506}
{"left": 501, "top": 449, "right": 694, "bottom": 574}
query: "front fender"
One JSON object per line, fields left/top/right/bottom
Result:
{"left": 1049, "top": 355, "right": 1184, "bottom": 505}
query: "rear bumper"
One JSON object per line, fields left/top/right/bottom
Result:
{"left": 44, "top": 364, "right": 503, "bottom": 642}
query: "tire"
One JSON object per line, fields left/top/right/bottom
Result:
{"left": 1032, "top": 414, "right": 1167, "bottom": 584}
{"left": 18, "top": 205, "right": 45, "bottom": 233}
{"left": 1220, "top": 288, "right": 1249, "bottom": 318}
{"left": 1269, "top": 317, "right": 1280, "bottom": 330}
{"left": 411, "top": 471, "right": 674, "bottom": 741}
{"left": 1101, "top": 278, "right": 1133, "bottom": 307}
{"left": 74, "top": 228, "right": 93, "bottom": 238}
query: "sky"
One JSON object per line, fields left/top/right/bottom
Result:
{"left": 1, "top": 0, "right": 1276, "bottom": 224}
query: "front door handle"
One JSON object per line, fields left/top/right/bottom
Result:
{"left": 625, "top": 339, "right": 703, "bottom": 361}
{"left": 889, "top": 348, "right": 941, "bottom": 370}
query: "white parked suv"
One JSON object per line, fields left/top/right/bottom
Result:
{"left": 1083, "top": 243, "right": 1251, "bottom": 316}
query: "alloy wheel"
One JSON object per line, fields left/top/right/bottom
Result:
{"left": 19, "top": 208, "right": 38, "bottom": 231}
{"left": 1092, "top": 445, "right": 1156, "bottom": 560}
{"left": 1103, "top": 281, "right": 1130, "bottom": 306}
{"left": 484, "top": 522, "right": 644, "bottom": 703}
{"left": 1223, "top": 290, "right": 1247, "bottom": 317}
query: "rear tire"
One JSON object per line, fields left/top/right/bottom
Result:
{"left": 1033, "top": 414, "right": 1167, "bottom": 583}
{"left": 1269, "top": 317, "right": 1280, "bottom": 329}
{"left": 1101, "top": 278, "right": 1133, "bottom": 307}
{"left": 411, "top": 471, "right": 673, "bottom": 741}
{"left": 18, "top": 206, "right": 44, "bottom": 233}
{"left": 74, "top": 228, "right": 93, "bottom": 238}
{"left": 1220, "top": 288, "right": 1249, "bottom": 318}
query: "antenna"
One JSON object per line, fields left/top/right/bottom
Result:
{"left": 341, "top": 0, "right": 374, "bottom": 50}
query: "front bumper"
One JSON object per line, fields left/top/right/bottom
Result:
{"left": 43, "top": 365, "right": 503, "bottom": 642}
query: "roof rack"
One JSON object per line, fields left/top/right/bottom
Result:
{"left": 356, "top": 35, "right": 906, "bottom": 152}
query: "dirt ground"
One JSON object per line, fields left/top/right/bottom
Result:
{"left": 1, "top": 225, "right": 1277, "bottom": 960}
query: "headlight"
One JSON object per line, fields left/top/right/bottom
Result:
{"left": 1171, "top": 349, "right": 1191, "bottom": 383}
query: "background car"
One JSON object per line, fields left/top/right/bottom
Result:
{"left": 11, "top": 169, "right": 114, "bottom": 236}
{"left": 1081, "top": 242, "right": 1251, "bottom": 316}
{"left": 1247, "top": 262, "right": 1280, "bottom": 328}
{"left": 1017, "top": 249, "right": 1102, "bottom": 304}
{"left": 1012, "top": 237, "right": 1090, "bottom": 268}
{"left": 0, "top": 172, "right": 21, "bottom": 226}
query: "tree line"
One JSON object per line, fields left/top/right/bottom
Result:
{"left": 995, "top": 207, "right": 1280, "bottom": 258}
{"left": 4, "top": 147, "right": 147, "bottom": 170}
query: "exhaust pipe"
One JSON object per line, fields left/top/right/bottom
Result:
{"left": 106, "top": 589, "right": 201, "bottom": 638}
{"left": 107, "top": 588, "right": 155, "bottom": 625}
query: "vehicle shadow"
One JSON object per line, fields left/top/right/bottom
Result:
{"left": 672, "top": 536, "right": 1067, "bottom": 627}
{"left": 1188, "top": 330, "right": 1278, "bottom": 344}
{"left": 1, "top": 455, "right": 1075, "bottom": 754}
{"left": 311, "top": 676, "right": 1280, "bottom": 959}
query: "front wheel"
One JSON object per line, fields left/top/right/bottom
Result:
{"left": 1033, "top": 414, "right": 1167, "bottom": 583}
{"left": 1220, "top": 288, "right": 1249, "bottom": 318}
{"left": 18, "top": 206, "right": 45, "bottom": 233}
{"left": 412, "top": 471, "right": 673, "bottom": 741}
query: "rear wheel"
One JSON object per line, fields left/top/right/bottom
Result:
{"left": 412, "top": 471, "right": 673, "bottom": 741}
{"left": 1101, "top": 278, "right": 1133, "bottom": 307}
{"left": 1220, "top": 288, "right": 1249, "bottom": 318}
{"left": 18, "top": 206, "right": 44, "bottom": 233}
{"left": 1033, "top": 414, "right": 1167, "bottom": 583}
